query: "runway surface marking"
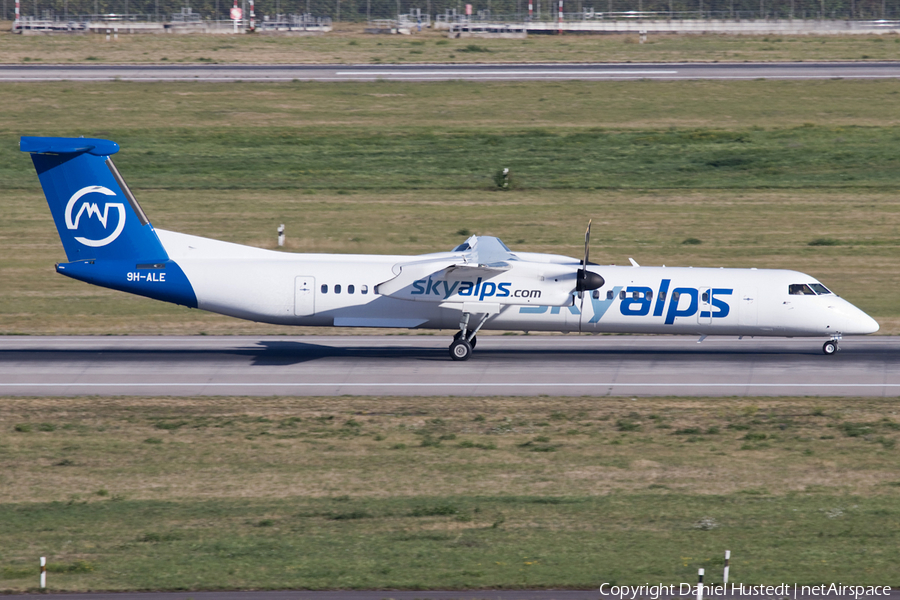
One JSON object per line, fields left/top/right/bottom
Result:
{"left": 2, "top": 62, "right": 899, "bottom": 82}
{"left": 334, "top": 69, "right": 680, "bottom": 74}
{"left": 1, "top": 335, "right": 897, "bottom": 397}
{"left": 2, "top": 382, "right": 899, "bottom": 388}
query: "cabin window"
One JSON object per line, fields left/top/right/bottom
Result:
{"left": 789, "top": 284, "right": 816, "bottom": 296}
{"left": 335, "top": 284, "right": 342, "bottom": 294}
{"left": 361, "top": 285, "right": 369, "bottom": 295}
{"left": 659, "top": 291, "right": 666, "bottom": 302}
{"left": 810, "top": 283, "right": 832, "bottom": 295}
{"left": 632, "top": 291, "right": 640, "bottom": 300}
{"left": 348, "top": 285, "right": 355, "bottom": 294}
{"left": 702, "top": 291, "right": 709, "bottom": 302}
{"left": 619, "top": 290, "right": 626, "bottom": 300}
{"left": 321, "top": 284, "right": 328, "bottom": 294}
{"left": 607, "top": 290, "right": 614, "bottom": 300}
{"left": 646, "top": 290, "right": 653, "bottom": 300}
{"left": 592, "top": 290, "right": 600, "bottom": 299}
{"left": 672, "top": 291, "right": 681, "bottom": 301}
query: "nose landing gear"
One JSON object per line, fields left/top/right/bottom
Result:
{"left": 823, "top": 334, "right": 842, "bottom": 356}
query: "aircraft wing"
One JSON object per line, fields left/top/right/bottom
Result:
{"left": 461, "top": 235, "right": 516, "bottom": 268}
{"left": 376, "top": 257, "right": 461, "bottom": 297}
{"left": 376, "top": 235, "right": 575, "bottom": 307}
{"left": 376, "top": 235, "right": 514, "bottom": 296}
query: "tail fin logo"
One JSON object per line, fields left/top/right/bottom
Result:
{"left": 64, "top": 186, "right": 127, "bottom": 248}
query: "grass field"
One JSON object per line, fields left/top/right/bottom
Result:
{"left": 2, "top": 79, "right": 899, "bottom": 334}
{"left": 1, "top": 395, "right": 899, "bottom": 591}
{"left": 1, "top": 73, "right": 899, "bottom": 593}
{"left": 2, "top": 24, "right": 900, "bottom": 64}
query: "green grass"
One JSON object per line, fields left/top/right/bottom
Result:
{"left": 2, "top": 25, "right": 900, "bottom": 65}
{"left": 7, "top": 125, "right": 900, "bottom": 191}
{"left": 0, "top": 395, "right": 899, "bottom": 591}
{"left": 2, "top": 494, "right": 898, "bottom": 590}
{"left": 2, "top": 80, "right": 899, "bottom": 334}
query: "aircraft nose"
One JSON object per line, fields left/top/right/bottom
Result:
{"left": 833, "top": 300, "right": 880, "bottom": 335}
{"left": 855, "top": 311, "right": 880, "bottom": 335}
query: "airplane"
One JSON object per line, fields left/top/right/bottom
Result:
{"left": 21, "top": 135, "right": 879, "bottom": 360}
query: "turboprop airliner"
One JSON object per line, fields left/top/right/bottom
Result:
{"left": 22, "top": 136, "right": 879, "bottom": 360}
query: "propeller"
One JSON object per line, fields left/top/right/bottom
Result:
{"left": 576, "top": 220, "right": 605, "bottom": 311}
{"left": 583, "top": 219, "right": 591, "bottom": 270}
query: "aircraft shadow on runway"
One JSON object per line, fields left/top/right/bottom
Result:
{"left": 248, "top": 340, "right": 897, "bottom": 366}
{"left": 0, "top": 341, "right": 894, "bottom": 368}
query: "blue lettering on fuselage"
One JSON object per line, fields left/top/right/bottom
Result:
{"left": 702, "top": 288, "right": 732, "bottom": 319}
{"left": 620, "top": 286, "right": 653, "bottom": 316}
{"left": 664, "top": 287, "right": 699, "bottom": 324}
{"left": 587, "top": 286, "right": 623, "bottom": 323}
{"left": 517, "top": 281, "right": 733, "bottom": 324}
{"left": 411, "top": 277, "right": 535, "bottom": 300}
{"left": 518, "top": 305, "right": 581, "bottom": 315}
{"left": 653, "top": 279, "right": 670, "bottom": 316}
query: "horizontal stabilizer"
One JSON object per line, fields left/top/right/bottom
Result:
{"left": 21, "top": 136, "right": 120, "bottom": 157}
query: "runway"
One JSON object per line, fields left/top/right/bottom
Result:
{"left": 2, "top": 61, "right": 900, "bottom": 82}
{"left": 0, "top": 335, "right": 897, "bottom": 397}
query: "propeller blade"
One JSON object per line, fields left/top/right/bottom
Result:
{"left": 583, "top": 219, "right": 592, "bottom": 267}
{"left": 576, "top": 220, "right": 605, "bottom": 293}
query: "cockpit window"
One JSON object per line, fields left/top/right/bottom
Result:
{"left": 452, "top": 242, "right": 471, "bottom": 252}
{"left": 810, "top": 283, "right": 832, "bottom": 295}
{"left": 789, "top": 284, "right": 816, "bottom": 296}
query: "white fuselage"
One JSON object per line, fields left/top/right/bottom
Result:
{"left": 157, "top": 230, "right": 879, "bottom": 338}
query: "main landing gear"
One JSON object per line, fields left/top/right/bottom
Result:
{"left": 823, "top": 334, "right": 842, "bottom": 356}
{"left": 449, "top": 312, "right": 487, "bottom": 361}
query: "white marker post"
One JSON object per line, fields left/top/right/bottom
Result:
{"left": 277, "top": 224, "right": 285, "bottom": 247}
{"left": 230, "top": 1, "right": 242, "bottom": 33}
{"left": 14, "top": 0, "right": 20, "bottom": 30}
{"left": 249, "top": 0, "right": 255, "bottom": 30}
{"left": 557, "top": 0, "right": 562, "bottom": 33}
{"left": 40, "top": 557, "right": 46, "bottom": 589}
{"left": 723, "top": 550, "right": 730, "bottom": 585}
{"left": 696, "top": 568, "right": 704, "bottom": 600}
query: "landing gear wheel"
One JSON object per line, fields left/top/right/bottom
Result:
{"left": 453, "top": 331, "right": 476, "bottom": 348}
{"left": 823, "top": 340, "right": 838, "bottom": 356}
{"left": 450, "top": 338, "right": 473, "bottom": 361}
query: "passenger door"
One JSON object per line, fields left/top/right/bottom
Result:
{"left": 739, "top": 288, "right": 757, "bottom": 327}
{"left": 698, "top": 287, "right": 713, "bottom": 325}
{"left": 294, "top": 276, "right": 316, "bottom": 316}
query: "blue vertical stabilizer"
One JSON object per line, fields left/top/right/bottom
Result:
{"left": 22, "top": 136, "right": 197, "bottom": 308}
{"left": 21, "top": 136, "right": 168, "bottom": 263}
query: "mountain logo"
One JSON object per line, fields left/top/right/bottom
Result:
{"left": 65, "top": 186, "right": 126, "bottom": 247}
